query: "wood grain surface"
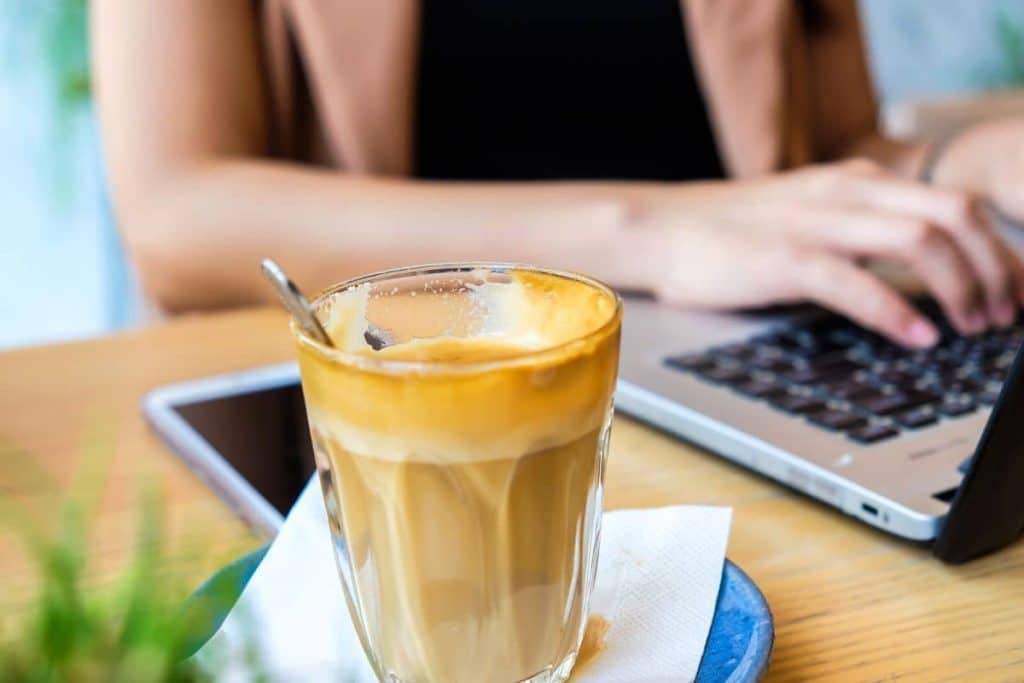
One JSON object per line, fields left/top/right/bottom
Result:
{"left": 1, "top": 307, "right": 1022, "bottom": 680}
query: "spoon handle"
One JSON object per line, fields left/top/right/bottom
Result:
{"left": 260, "top": 259, "right": 334, "bottom": 347}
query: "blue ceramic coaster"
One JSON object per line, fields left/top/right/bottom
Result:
{"left": 183, "top": 551, "right": 773, "bottom": 681}
{"left": 697, "top": 561, "right": 774, "bottom": 682}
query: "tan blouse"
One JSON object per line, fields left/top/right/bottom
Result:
{"left": 259, "top": 0, "right": 879, "bottom": 178}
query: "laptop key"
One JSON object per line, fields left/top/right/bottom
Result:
{"left": 856, "top": 390, "right": 938, "bottom": 416}
{"left": 939, "top": 378, "right": 985, "bottom": 395}
{"left": 665, "top": 353, "right": 716, "bottom": 372}
{"left": 855, "top": 392, "right": 911, "bottom": 415}
{"left": 847, "top": 423, "right": 900, "bottom": 444}
{"left": 809, "top": 409, "right": 867, "bottom": 431}
{"left": 982, "top": 370, "right": 1008, "bottom": 385}
{"left": 780, "top": 366, "right": 823, "bottom": 384}
{"left": 822, "top": 378, "right": 875, "bottom": 400}
{"left": 978, "top": 387, "right": 1002, "bottom": 405}
{"left": 771, "top": 393, "right": 827, "bottom": 415}
{"left": 939, "top": 395, "right": 977, "bottom": 417}
{"left": 809, "top": 357, "right": 863, "bottom": 375}
{"left": 848, "top": 385, "right": 888, "bottom": 402}
{"left": 895, "top": 405, "right": 939, "bottom": 429}
{"left": 807, "top": 347, "right": 851, "bottom": 364}
{"left": 750, "top": 356, "right": 794, "bottom": 373}
{"left": 733, "top": 379, "right": 785, "bottom": 399}
{"left": 699, "top": 364, "right": 748, "bottom": 384}
{"left": 712, "top": 342, "right": 756, "bottom": 360}
{"left": 782, "top": 358, "right": 863, "bottom": 385}
{"left": 872, "top": 368, "right": 915, "bottom": 386}
{"left": 772, "top": 330, "right": 813, "bottom": 353}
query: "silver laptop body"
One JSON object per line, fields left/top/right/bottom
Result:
{"left": 616, "top": 300, "right": 983, "bottom": 541}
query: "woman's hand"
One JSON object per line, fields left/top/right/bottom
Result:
{"left": 931, "top": 117, "right": 1024, "bottom": 224}
{"left": 638, "top": 159, "right": 1024, "bottom": 348}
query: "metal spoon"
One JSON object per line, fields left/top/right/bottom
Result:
{"left": 260, "top": 258, "right": 334, "bottom": 347}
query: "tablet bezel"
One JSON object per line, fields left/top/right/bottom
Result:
{"left": 142, "top": 362, "right": 302, "bottom": 539}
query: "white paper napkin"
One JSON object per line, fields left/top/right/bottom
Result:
{"left": 197, "top": 478, "right": 732, "bottom": 682}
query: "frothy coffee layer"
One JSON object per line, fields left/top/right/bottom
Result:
{"left": 319, "top": 268, "right": 616, "bottom": 356}
{"left": 307, "top": 336, "right": 610, "bottom": 463}
{"left": 300, "top": 270, "right": 620, "bottom": 464}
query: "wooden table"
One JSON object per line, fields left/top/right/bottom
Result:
{"left": 2, "top": 308, "right": 1023, "bottom": 680}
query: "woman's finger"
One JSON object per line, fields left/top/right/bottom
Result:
{"left": 773, "top": 206, "right": 985, "bottom": 335}
{"left": 971, "top": 203, "right": 1024, "bottom": 323}
{"left": 788, "top": 250, "right": 939, "bottom": 348}
{"left": 835, "top": 168, "right": 1020, "bottom": 326}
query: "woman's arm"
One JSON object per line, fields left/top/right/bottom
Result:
{"left": 91, "top": 1, "right": 671, "bottom": 310}
{"left": 113, "top": 160, "right": 684, "bottom": 311}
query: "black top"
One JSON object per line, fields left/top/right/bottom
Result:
{"left": 415, "top": 0, "right": 725, "bottom": 182}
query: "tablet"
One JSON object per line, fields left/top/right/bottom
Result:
{"left": 142, "top": 363, "right": 309, "bottom": 538}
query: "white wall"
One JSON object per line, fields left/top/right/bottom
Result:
{"left": 0, "top": 54, "right": 113, "bottom": 347}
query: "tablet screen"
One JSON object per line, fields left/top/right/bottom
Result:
{"left": 172, "top": 382, "right": 313, "bottom": 515}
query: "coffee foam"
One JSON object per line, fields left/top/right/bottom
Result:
{"left": 302, "top": 269, "right": 618, "bottom": 464}
{"left": 317, "top": 269, "right": 615, "bottom": 355}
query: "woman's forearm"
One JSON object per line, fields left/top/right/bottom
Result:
{"left": 846, "top": 121, "right": 1024, "bottom": 223}
{"left": 121, "top": 160, "right": 719, "bottom": 311}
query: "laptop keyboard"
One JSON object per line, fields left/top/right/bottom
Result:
{"left": 665, "top": 304, "right": 1023, "bottom": 445}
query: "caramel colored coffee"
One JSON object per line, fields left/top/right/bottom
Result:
{"left": 295, "top": 267, "right": 620, "bottom": 683}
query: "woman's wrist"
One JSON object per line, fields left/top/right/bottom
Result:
{"left": 919, "top": 124, "right": 973, "bottom": 184}
{"left": 589, "top": 187, "right": 673, "bottom": 292}
{"left": 927, "top": 119, "right": 1005, "bottom": 195}
{"left": 926, "top": 117, "right": 1024, "bottom": 224}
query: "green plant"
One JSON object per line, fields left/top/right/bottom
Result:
{"left": 0, "top": 0, "right": 93, "bottom": 210}
{"left": 995, "top": 6, "right": 1024, "bottom": 85}
{"left": 1, "top": 502, "right": 210, "bottom": 682}
{"left": 0, "top": 438, "right": 264, "bottom": 682}
{"left": 2, "top": 0, "right": 91, "bottom": 132}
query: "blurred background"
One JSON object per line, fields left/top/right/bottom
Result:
{"left": 1, "top": 0, "right": 1023, "bottom": 349}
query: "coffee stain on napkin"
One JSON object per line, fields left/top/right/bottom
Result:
{"left": 570, "top": 614, "right": 610, "bottom": 679}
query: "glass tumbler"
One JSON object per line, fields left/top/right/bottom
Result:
{"left": 292, "top": 264, "right": 621, "bottom": 683}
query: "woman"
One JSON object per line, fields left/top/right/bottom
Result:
{"left": 92, "top": 0, "right": 1024, "bottom": 347}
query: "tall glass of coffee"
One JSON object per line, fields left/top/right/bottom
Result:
{"left": 293, "top": 263, "right": 621, "bottom": 683}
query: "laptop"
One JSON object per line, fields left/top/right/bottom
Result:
{"left": 616, "top": 295, "right": 1024, "bottom": 562}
